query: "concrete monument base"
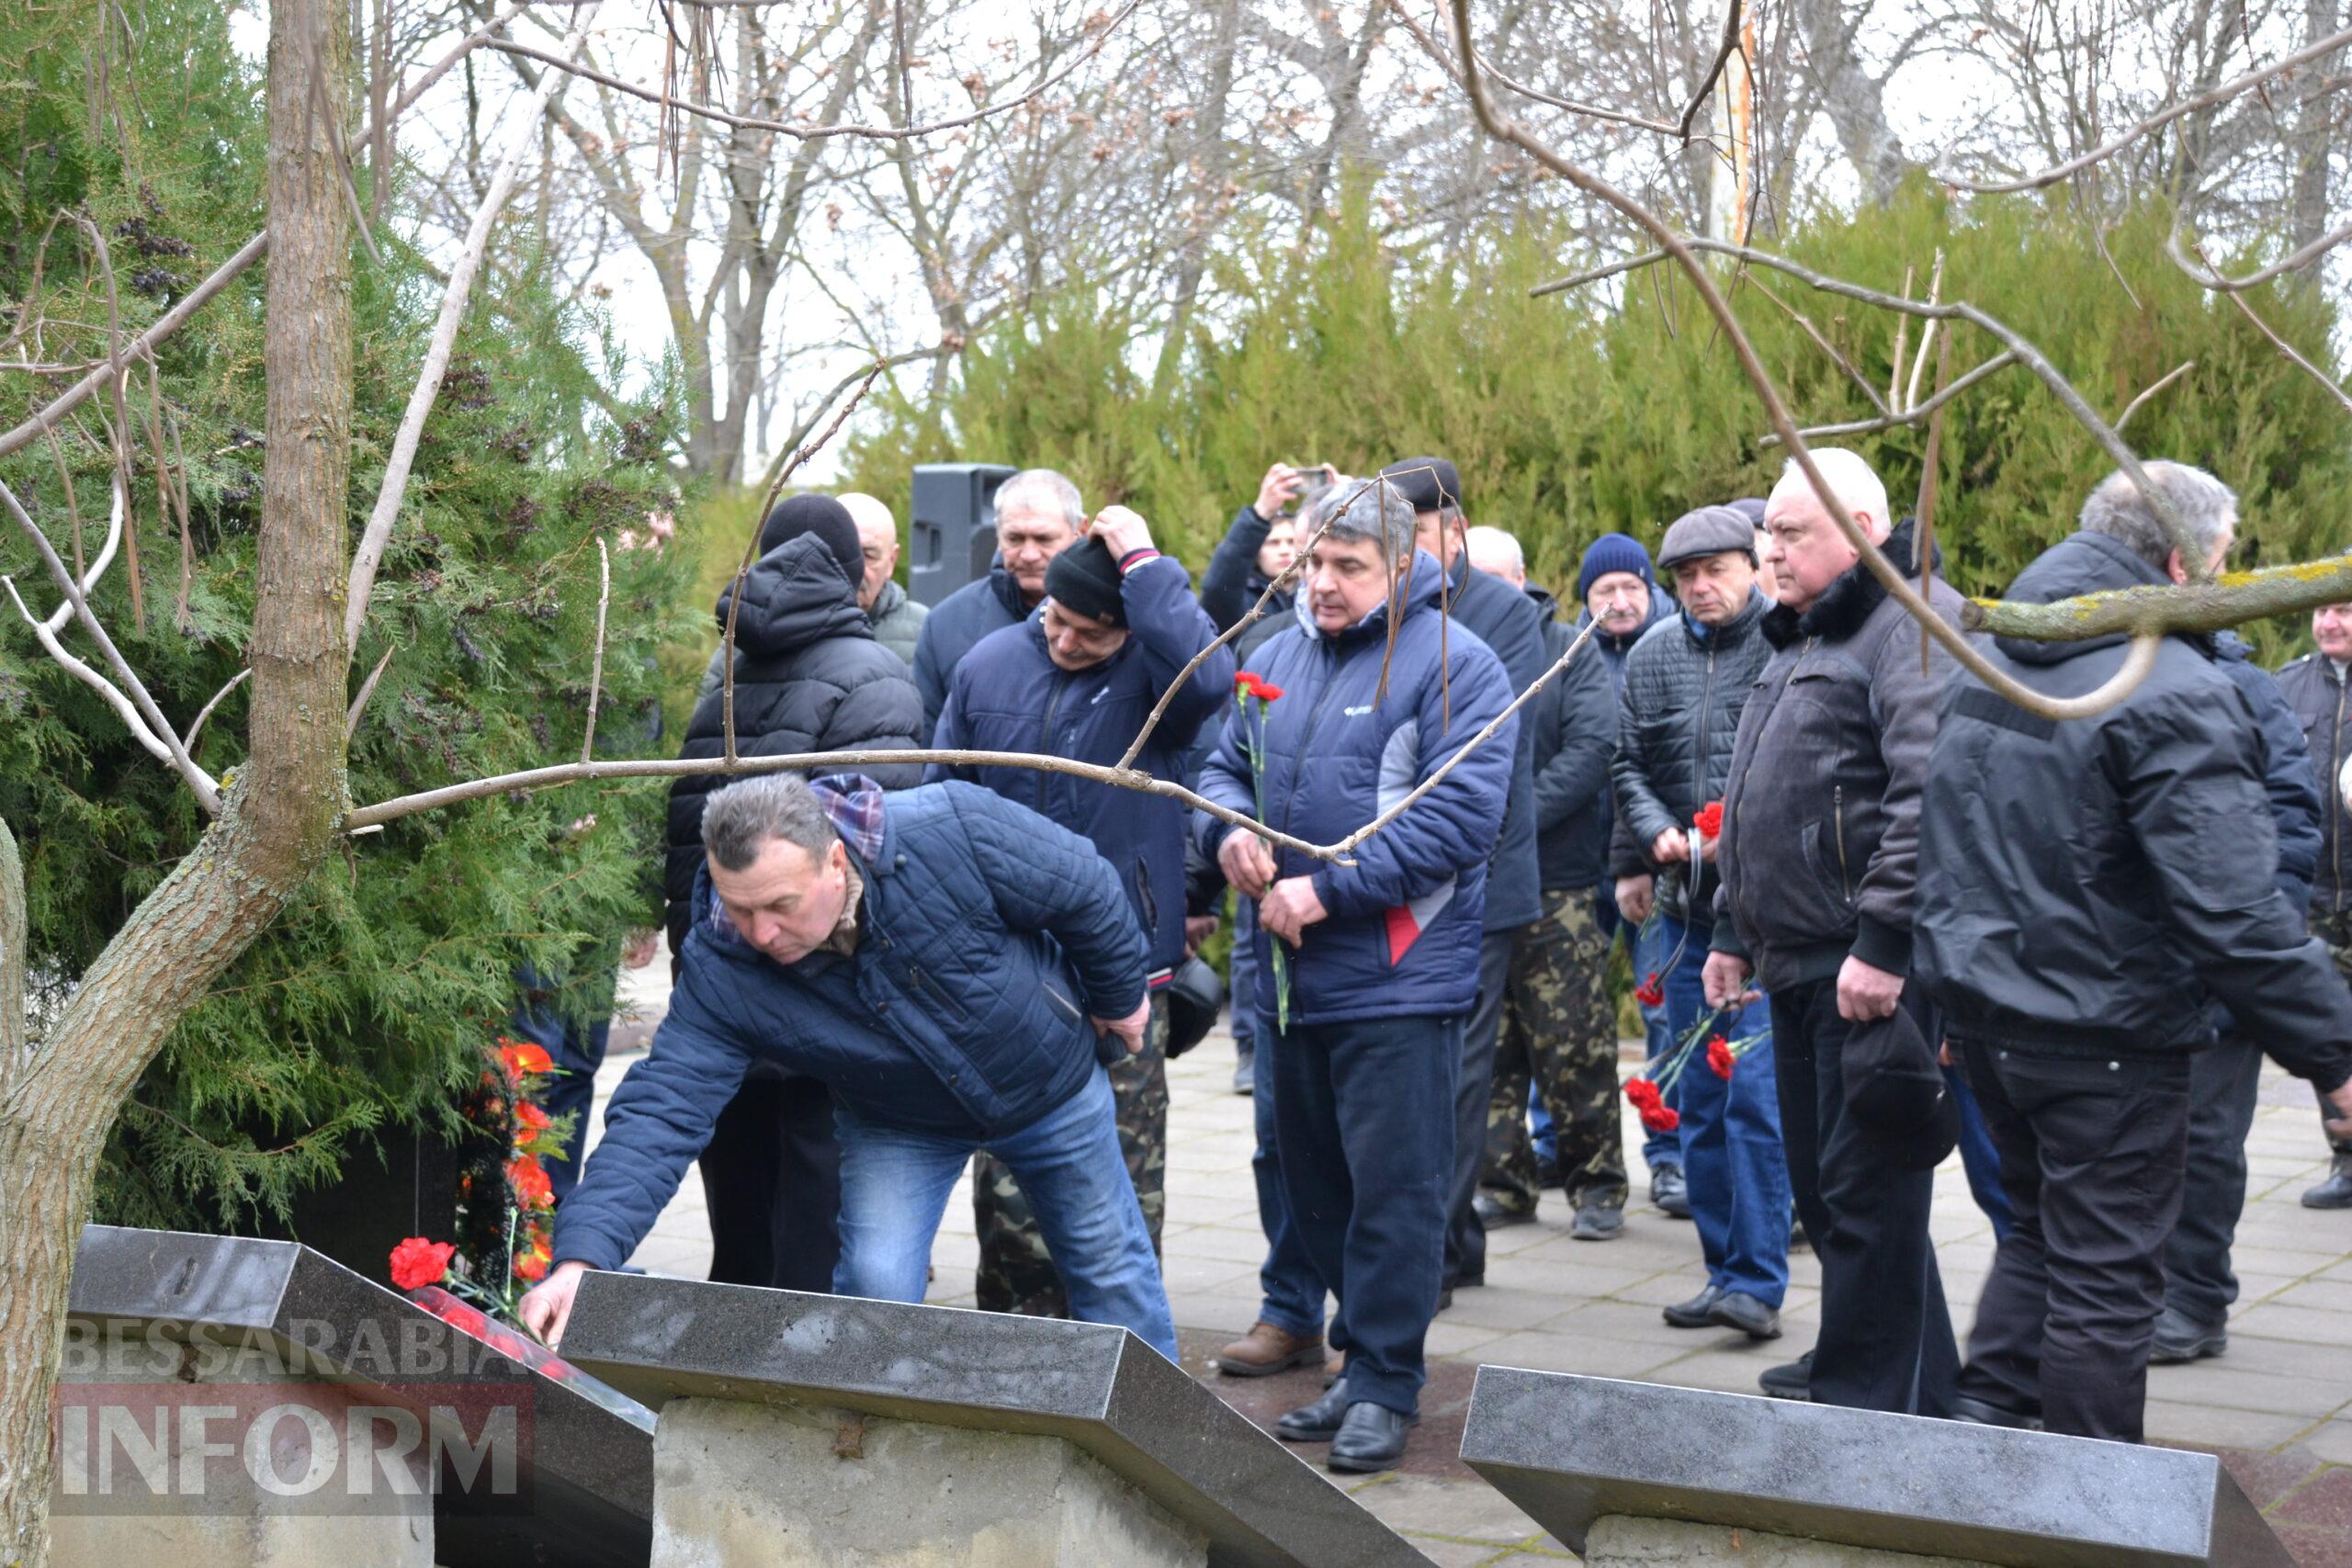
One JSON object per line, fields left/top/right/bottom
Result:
{"left": 650, "top": 1394, "right": 1210, "bottom": 1568}
{"left": 1586, "top": 1516, "right": 2001, "bottom": 1568}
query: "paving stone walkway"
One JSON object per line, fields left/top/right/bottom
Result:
{"left": 596, "top": 967, "right": 2352, "bottom": 1565}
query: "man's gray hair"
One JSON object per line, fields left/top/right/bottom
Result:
{"left": 700, "top": 773, "right": 837, "bottom": 872}
{"left": 1310, "top": 475, "right": 1418, "bottom": 561}
{"left": 994, "top": 468, "right": 1085, "bottom": 533}
{"left": 2078, "top": 461, "right": 2236, "bottom": 572}
{"left": 1464, "top": 524, "right": 1523, "bottom": 574}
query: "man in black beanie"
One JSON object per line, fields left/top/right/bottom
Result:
{"left": 697, "top": 492, "right": 875, "bottom": 701}
{"left": 931, "top": 503, "right": 1232, "bottom": 1322}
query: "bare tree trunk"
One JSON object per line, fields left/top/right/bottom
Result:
{"left": 1151, "top": 0, "right": 1242, "bottom": 394}
{"left": 1790, "top": 0, "right": 1909, "bottom": 202}
{"left": 0, "top": 0, "right": 354, "bottom": 1556}
{"left": 2290, "top": 0, "right": 2346, "bottom": 252}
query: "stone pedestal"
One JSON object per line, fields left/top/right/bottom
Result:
{"left": 51, "top": 1323, "right": 434, "bottom": 1568}
{"left": 650, "top": 1396, "right": 1207, "bottom": 1568}
{"left": 1585, "top": 1517, "right": 1999, "bottom": 1568}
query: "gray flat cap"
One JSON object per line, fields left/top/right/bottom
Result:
{"left": 1657, "top": 504, "right": 1760, "bottom": 570}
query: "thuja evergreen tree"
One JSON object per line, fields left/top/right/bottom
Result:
{"left": 846, "top": 185, "right": 2346, "bottom": 663}
{"left": 0, "top": 0, "right": 696, "bottom": 1235}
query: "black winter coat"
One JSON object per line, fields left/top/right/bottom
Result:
{"left": 664, "top": 535, "right": 925, "bottom": 953}
{"left": 1608, "top": 590, "right": 1773, "bottom": 926}
{"left": 1915, "top": 530, "right": 2352, "bottom": 1088}
{"left": 1528, "top": 587, "right": 1621, "bottom": 894}
{"left": 2278, "top": 652, "right": 2352, "bottom": 915}
{"left": 1578, "top": 584, "right": 1675, "bottom": 875}
{"left": 1444, "top": 555, "right": 1549, "bottom": 931}
{"left": 1712, "top": 520, "right": 1966, "bottom": 988}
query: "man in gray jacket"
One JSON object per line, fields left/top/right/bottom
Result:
{"left": 1705, "top": 448, "right": 1962, "bottom": 1416}
{"left": 842, "top": 492, "right": 927, "bottom": 669}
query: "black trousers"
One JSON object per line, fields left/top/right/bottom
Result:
{"left": 2163, "top": 1039, "right": 2262, "bottom": 1328}
{"left": 698, "top": 1070, "right": 842, "bottom": 1292}
{"left": 1957, "top": 1040, "right": 2191, "bottom": 1442}
{"left": 1443, "top": 930, "right": 1517, "bottom": 1289}
{"left": 1771, "top": 977, "right": 1958, "bottom": 1416}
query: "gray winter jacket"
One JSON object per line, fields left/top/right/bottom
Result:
{"left": 1608, "top": 589, "right": 1773, "bottom": 926}
{"left": 1710, "top": 520, "right": 1966, "bottom": 988}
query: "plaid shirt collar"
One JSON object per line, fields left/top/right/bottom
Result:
{"left": 700, "top": 773, "right": 889, "bottom": 942}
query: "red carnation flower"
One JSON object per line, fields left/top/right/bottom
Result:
{"left": 495, "top": 1041, "right": 556, "bottom": 1080}
{"left": 513, "top": 1248, "right": 550, "bottom": 1284}
{"left": 1251, "top": 680, "right": 1284, "bottom": 701}
{"left": 1634, "top": 972, "right": 1665, "bottom": 1008}
{"left": 1638, "top": 1102, "right": 1681, "bottom": 1134}
{"left": 1707, "top": 1034, "right": 1736, "bottom": 1080}
{"left": 1693, "top": 801, "right": 1724, "bottom": 839}
{"left": 1235, "top": 671, "right": 1262, "bottom": 696}
{"left": 1623, "top": 1077, "right": 1662, "bottom": 1109}
{"left": 389, "top": 1236, "right": 457, "bottom": 1292}
{"left": 508, "top": 1155, "right": 555, "bottom": 1210}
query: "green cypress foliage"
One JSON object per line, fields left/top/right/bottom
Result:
{"left": 847, "top": 184, "right": 2347, "bottom": 663}
{"left": 0, "top": 0, "right": 698, "bottom": 1230}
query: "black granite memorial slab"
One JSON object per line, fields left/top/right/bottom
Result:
{"left": 560, "top": 1270, "right": 1437, "bottom": 1568}
{"left": 1459, "top": 1368, "right": 2290, "bottom": 1568}
{"left": 67, "top": 1224, "right": 655, "bottom": 1568}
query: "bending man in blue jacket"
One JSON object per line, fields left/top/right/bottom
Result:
{"left": 931, "top": 503, "right": 1232, "bottom": 1320}
{"left": 519, "top": 772, "right": 1179, "bottom": 1361}
{"left": 1197, "top": 475, "right": 1515, "bottom": 1474}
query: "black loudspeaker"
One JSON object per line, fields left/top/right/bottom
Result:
{"left": 909, "top": 463, "right": 1016, "bottom": 608}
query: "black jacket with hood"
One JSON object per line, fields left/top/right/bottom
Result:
{"left": 664, "top": 534, "right": 926, "bottom": 953}
{"left": 1529, "top": 586, "right": 1622, "bottom": 894}
{"left": 1914, "top": 529, "right": 2352, "bottom": 1088}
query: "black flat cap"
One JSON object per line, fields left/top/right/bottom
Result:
{"left": 1378, "top": 457, "right": 1464, "bottom": 514}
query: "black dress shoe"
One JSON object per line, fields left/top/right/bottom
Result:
{"left": 2304, "top": 1154, "right": 2352, "bottom": 1209}
{"left": 1662, "top": 1283, "right": 1724, "bottom": 1327}
{"left": 1327, "top": 1402, "right": 1418, "bottom": 1473}
{"left": 1709, "top": 1291, "right": 1782, "bottom": 1340}
{"left": 1653, "top": 1164, "right": 1692, "bottom": 1219}
{"left": 1951, "top": 1393, "right": 2040, "bottom": 1430}
{"left": 2150, "top": 1306, "right": 2228, "bottom": 1364}
{"left": 1758, "top": 1348, "right": 1813, "bottom": 1400}
{"left": 1275, "top": 1378, "right": 1354, "bottom": 1442}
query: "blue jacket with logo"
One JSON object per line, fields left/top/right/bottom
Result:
{"left": 928, "top": 552, "right": 1233, "bottom": 975}
{"left": 1194, "top": 553, "right": 1516, "bottom": 1024}
{"left": 553, "top": 780, "right": 1146, "bottom": 1272}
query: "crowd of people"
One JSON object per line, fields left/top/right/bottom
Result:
{"left": 516, "top": 449, "right": 2352, "bottom": 1476}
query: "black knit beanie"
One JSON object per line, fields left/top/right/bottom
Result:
{"left": 758, "top": 493, "right": 865, "bottom": 592}
{"left": 1043, "top": 536, "right": 1127, "bottom": 626}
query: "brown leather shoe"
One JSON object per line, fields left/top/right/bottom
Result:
{"left": 1215, "top": 1322, "right": 1325, "bottom": 1378}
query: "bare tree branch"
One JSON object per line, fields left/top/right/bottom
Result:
{"left": 345, "top": 2, "right": 606, "bottom": 652}
{"left": 185, "top": 668, "right": 252, "bottom": 750}
{"left": 2113, "top": 359, "right": 2197, "bottom": 432}
{"left": 482, "top": 0, "right": 1144, "bottom": 142}
{"left": 1935, "top": 22, "right": 2352, "bottom": 193}
{"left": 581, "top": 537, "right": 610, "bottom": 765}
{"left": 1761, "top": 349, "right": 2020, "bottom": 444}
{"left": 2166, "top": 214, "right": 2352, "bottom": 291}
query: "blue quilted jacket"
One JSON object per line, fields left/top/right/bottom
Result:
{"left": 555, "top": 779, "right": 1146, "bottom": 1272}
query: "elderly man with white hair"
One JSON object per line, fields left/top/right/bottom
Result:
{"left": 1703, "top": 446, "right": 1967, "bottom": 1416}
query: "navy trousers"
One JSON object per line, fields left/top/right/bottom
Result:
{"left": 1267, "top": 1010, "right": 1459, "bottom": 1416}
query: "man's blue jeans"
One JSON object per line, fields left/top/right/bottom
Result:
{"left": 831, "top": 1067, "right": 1179, "bottom": 1361}
{"left": 1659, "top": 916, "right": 1789, "bottom": 1307}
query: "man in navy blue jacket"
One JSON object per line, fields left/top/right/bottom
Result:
{"left": 1376, "top": 457, "right": 1549, "bottom": 1302}
{"left": 931, "top": 503, "right": 1232, "bottom": 1320}
{"left": 519, "top": 773, "right": 1178, "bottom": 1361}
{"left": 1197, "top": 474, "right": 1515, "bottom": 1474}
{"left": 910, "top": 468, "right": 1085, "bottom": 736}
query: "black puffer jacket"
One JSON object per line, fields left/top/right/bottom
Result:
{"left": 1712, "top": 520, "right": 1966, "bottom": 988}
{"left": 2278, "top": 651, "right": 2352, "bottom": 915}
{"left": 1915, "top": 529, "right": 2352, "bottom": 1088}
{"left": 664, "top": 534, "right": 926, "bottom": 952}
{"left": 1529, "top": 587, "right": 1621, "bottom": 894}
{"left": 1608, "top": 590, "right": 1773, "bottom": 925}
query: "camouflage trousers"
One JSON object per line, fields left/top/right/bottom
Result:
{"left": 1481, "top": 887, "right": 1626, "bottom": 1215}
{"left": 973, "top": 993, "right": 1170, "bottom": 1316}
